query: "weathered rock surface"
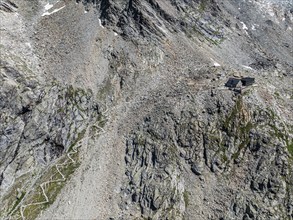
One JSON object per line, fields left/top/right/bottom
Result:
{"left": 0, "top": 0, "right": 292, "bottom": 219}
{"left": 122, "top": 91, "right": 293, "bottom": 219}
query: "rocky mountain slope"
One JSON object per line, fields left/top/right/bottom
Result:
{"left": 0, "top": 0, "right": 292, "bottom": 219}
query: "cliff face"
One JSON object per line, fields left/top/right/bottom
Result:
{"left": 0, "top": 0, "right": 292, "bottom": 219}
{"left": 123, "top": 92, "right": 293, "bottom": 219}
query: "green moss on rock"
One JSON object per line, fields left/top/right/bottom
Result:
{"left": 287, "top": 140, "right": 293, "bottom": 157}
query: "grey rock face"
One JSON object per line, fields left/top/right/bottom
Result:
{"left": 0, "top": 57, "right": 104, "bottom": 216}
{"left": 121, "top": 90, "right": 293, "bottom": 219}
{"left": 0, "top": 10, "right": 105, "bottom": 215}
{"left": 77, "top": 0, "right": 293, "bottom": 68}
{"left": 0, "top": 0, "right": 292, "bottom": 219}
{"left": 77, "top": 0, "right": 226, "bottom": 43}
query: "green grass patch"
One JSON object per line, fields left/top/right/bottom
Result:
{"left": 223, "top": 97, "right": 243, "bottom": 135}
{"left": 67, "top": 129, "right": 86, "bottom": 152}
{"left": 287, "top": 140, "right": 293, "bottom": 157}
{"left": 13, "top": 152, "right": 80, "bottom": 220}
{"left": 97, "top": 114, "right": 108, "bottom": 128}
{"left": 221, "top": 97, "right": 257, "bottom": 163}
{"left": 199, "top": 1, "right": 207, "bottom": 12}
{"left": 274, "top": 91, "right": 280, "bottom": 98}
{"left": 1, "top": 173, "right": 30, "bottom": 217}
{"left": 183, "top": 190, "right": 189, "bottom": 207}
{"left": 7, "top": 191, "right": 25, "bottom": 215}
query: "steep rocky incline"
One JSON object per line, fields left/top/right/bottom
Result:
{"left": 122, "top": 90, "right": 293, "bottom": 219}
{"left": 0, "top": 0, "right": 292, "bottom": 219}
{"left": 77, "top": 0, "right": 293, "bottom": 68}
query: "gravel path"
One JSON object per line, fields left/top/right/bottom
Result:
{"left": 37, "top": 105, "right": 126, "bottom": 219}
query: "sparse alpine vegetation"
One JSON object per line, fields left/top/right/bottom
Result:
{"left": 0, "top": 0, "right": 292, "bottom": 219}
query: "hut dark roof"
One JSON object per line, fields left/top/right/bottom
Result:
{"left": 241, "top": 77, "right": 255, "bottom": 86}
{"left": 225, "top": 78, "right": 240, "bottom": 88}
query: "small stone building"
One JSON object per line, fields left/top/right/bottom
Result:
{"left": 225, "top": 78, "right": 241, "bottom": 88}
{"left": 241, "top": 77, "right": 255, "bottom": 86}
{"left": 225, "top": 77, "right": 255, "bottom": 93}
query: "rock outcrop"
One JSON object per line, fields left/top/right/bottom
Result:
{"left": 122, "top": 91, "right": 293, "bottom": 219}
{"left": 0, "top": 0, "right": 292, "bottom": 219}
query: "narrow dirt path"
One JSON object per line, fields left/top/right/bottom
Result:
{"left": 36, "top": 100, "right": 128, "bottom": 220}
{"left": 19, "top": 126, "right": 87, "bottom": 220}
{"left": 12, "top": 103, "right": 109, "bottom": 220}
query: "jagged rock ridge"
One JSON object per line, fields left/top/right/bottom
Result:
{"left": 0, "top": 0, "right": 292, "bottom": 219}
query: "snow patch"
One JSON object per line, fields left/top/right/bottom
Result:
{"left": 242, "top": 65, "right": 254, "bottom": 71}
{"left": 210, "top": 58, "right": 221, "bottom": 67}
{"left": 157, "top": 25, "right": 168, "bottom": 35}
{"left": 267, "top": 8, "right": 275, "bottom": 17}
{"left": 42, "top": 5, "right": 65, "bottom": 17}
{"left": 114, "top": 32, "right": 118, "bottom": 36}
{"left": 25, "top": 42, "right": 32, "bottom": 48}
{"left": 240, "top": 22, "right": 248, "bottom": 30}
{"left": 98, "top": 19, "right": 104, "bottom": 28}
{"left": 240, "top": 21, "right": 249, "bottom": 35}
{"left": 44, "top": 3, "right": 53, "bottom": 11}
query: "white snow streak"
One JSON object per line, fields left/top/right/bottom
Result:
{"left": 210, "top": 58, "right": 221, "bottom": 67}
{"left": 240, "top": 22, "right": 248, "bottom": 30}
{"left": 242, "top": 65, "right": 254, "bottom": 71}
{"left": 44, "top": 3, "right": 53, "bottom": 11}
{"left": 98, "top": 19, "right": 104, "bottom": 28}
{"left": 42, "top": 5, "right": 65, "bottom": 17}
